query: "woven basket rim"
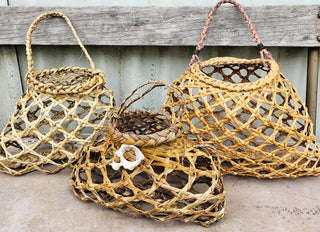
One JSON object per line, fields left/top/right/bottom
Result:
{"left": 190, "top": 57, "right": 280, "bottom": 91}
{"left": 108, "top": 109, "right": 182, "bottom": 146}
{"left": 26, "top": 66, "right": 105, "bottom": 94}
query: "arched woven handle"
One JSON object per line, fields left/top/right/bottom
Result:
{"left": 118, "top": 80, "right": 185, "bottom": 121}
{"left": 189, "top": 0, "right": 274, "bottom": 68}
{"left": 26, "top": 12, "right": 96, "bottom": 75}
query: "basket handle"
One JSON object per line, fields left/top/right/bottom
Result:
{"left": 189, "top": 0, "right": 274, "bottom": 68}
{"left": 118, "top": 80, "right": 185, "bottom": 122}
{"left": 26, "top": 12, "right": 96, "bottom": 75}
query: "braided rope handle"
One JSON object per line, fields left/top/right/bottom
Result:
{"left": 118, "top": 80, "right": 185, "bottom": 122}
{"left": 26, "top": 12, "right": 96, "bottom": 75}
{"left": 189, "top": 0, "right": 274, "bottom": 68}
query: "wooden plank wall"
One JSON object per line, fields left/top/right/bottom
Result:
{"left": 0, "top": 6, "right": 319, "bottom": 46}
{"left": 0, "top": 1, "right": 319, "bottom": 141}
{"left": 0, "top": 0, "right": 23, "bottom": 130}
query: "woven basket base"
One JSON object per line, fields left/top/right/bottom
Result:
{"left": 70, "top": 137, "right": 226, "bottom": 227}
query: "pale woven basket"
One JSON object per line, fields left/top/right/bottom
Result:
{"left": 0, "top": 12, "right": 115, "bottom": 175}
{"left": 70, "top": 81, "right": 226, "bottom": 227}
{"left": 163, "top": 0, "right": 320, "bottom": 178}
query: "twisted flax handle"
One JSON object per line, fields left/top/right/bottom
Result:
{"left": 26, "top": 12, "right": 96, "bottom": 75}
{"left": 189, "top": 0, "right": 274, "bottom": 68}
{"left": 118, "top": 80, "right": 185, "bottom": 122}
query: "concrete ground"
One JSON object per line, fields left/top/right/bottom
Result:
{"left": 0, "top": 168, "right": 319, "bottom": 232}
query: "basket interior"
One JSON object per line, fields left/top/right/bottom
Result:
{"left": 201, "top": 62, "right": 270, "bottom": 84}
{"left": 115, "top": 110, "right": 172, "bottom": 135}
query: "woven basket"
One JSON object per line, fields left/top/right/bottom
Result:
{"left": 70, "top": 138, "right": 226, "bottom": 227}
{"left": 163, "top": 0, "right": 320, "bottom": 178}
{"left": 70, "top": 81, "right": 226, "bottom": 227}
{"left": 0, "top": 12, "right": 114, "bottom": 175}
{"left": 108, "top": 81, "right": 185, "bottom": 147}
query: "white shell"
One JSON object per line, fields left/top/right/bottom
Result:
{"left": 110, "top": 144, "right": 145, "bottom": 171}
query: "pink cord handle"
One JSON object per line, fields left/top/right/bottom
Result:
{"left": 189, "top": 0, "right": 274, "bottom": 67}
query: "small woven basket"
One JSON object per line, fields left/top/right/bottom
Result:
{"left": 0, "top": 12, "right": 114, "bottom": 175}
{"left": 163, "top": 0, "right": 320, "bottom": 178}
{"left": 70, "top": 81, "right": 226, "bottom": 227}
{"left": 108, "top": 81, "right": 183, "bottom": 147}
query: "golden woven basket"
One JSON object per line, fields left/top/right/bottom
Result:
{"left": 163, "top": 0, "right": 320, "bottom": 178}
{"left": 0, "top": 12, "right": 114, "bottom": 175}
{"left": 70, "top": 81, "right": 226, "bottom": 227}
{"left": 108, "top": 81, "right": 184, "bottom": 147}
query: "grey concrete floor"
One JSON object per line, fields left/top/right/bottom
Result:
{"left": 0, "top": 168, "right": 320, "bottom": 232}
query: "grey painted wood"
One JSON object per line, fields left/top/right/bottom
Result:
{"left": 7, "top": 0, "right": 320, "bottom": 7}
{"left": 0, "top": 46, "right": 23, "bottom": 130}
{"left": 0, "top": 0, "right": 24, "bottom": 131}
{"left": 0, "top": 5, "right": 319, "bottom": 46}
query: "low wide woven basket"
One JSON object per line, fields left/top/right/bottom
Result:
{"left": 163, "top": 0, "right": 320, "bottom": 178}
{"left": 70, "top": 81, "right": 226, "bottom": 226}
{"left": 70, "top": 137, "right": 226, "bottom": 227}
{"left": 0, "top": 12, "right": 114, "bottom": 175}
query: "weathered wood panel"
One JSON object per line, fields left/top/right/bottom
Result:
{"left": 0, "top": 0, "right": 24, "bottom": 131}
{"left": 7, "top": 0, "right": 320, "bottom": 7}
{"left": 0, "top": 5, "right": 319, "bottom": 46}
{"left": 0, "top": 47, "right": 23, "bottom": 131}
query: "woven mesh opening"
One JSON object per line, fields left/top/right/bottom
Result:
{"left": 38, "top": 157, "right": 69, "bottom": 172}
{"left": 166, "top": 170, "right": 189, "bottom": 189}
{"left": 133, "top": 171, "right": 153, "bottom": 190}
{"left": 115, "top": 186, "right": 134, "bottom": 197}
{"left": 106, "top": 165, "right": 122, "bottom": 183}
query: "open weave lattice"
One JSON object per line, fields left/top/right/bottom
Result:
{"left": 163, "top": 57, "right": 320, "bottom": 178}
{"left": 70, "top": 137, "right": 226, "bottom": 227}
{"left": 70, "top": 81, "right": 226, "bottom": 226}
{"left": 0, "top": 12, "right": 114, "bottom": 175}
